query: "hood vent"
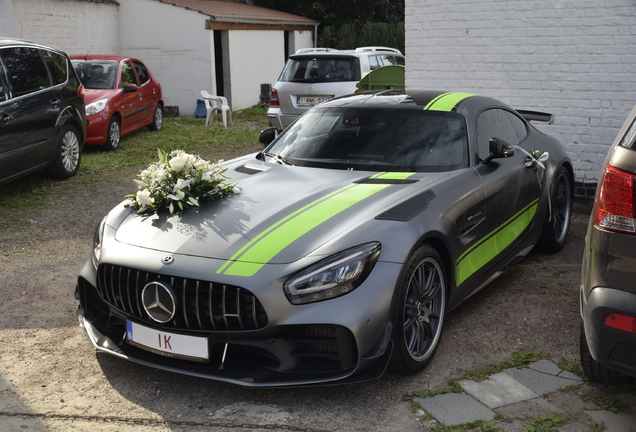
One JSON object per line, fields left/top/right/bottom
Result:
{"left": 355, "top": 178, "right": 418, "bottom": 185}
{"left": 235, "top": 165, "right": 264, "bottom": 175}
{"left": 376, "top": 190, "right": 435, "bottom": 221}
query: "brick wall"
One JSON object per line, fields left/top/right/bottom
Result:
{"left": 405, "top": 0, "right": 636, "bottom": 191}
{"left": 11, "top": 0, "right": 119, "bottom": 54}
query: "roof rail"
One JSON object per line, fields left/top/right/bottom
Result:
{"left": 294, "top": 47, "right": 339, "bottom": 54}
{"left": 355, "top": 46, "right": 402, "bottom": 55}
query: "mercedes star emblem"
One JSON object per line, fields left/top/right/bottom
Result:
{"left": 141, "top": 281, "right": 176, "bottom": 323}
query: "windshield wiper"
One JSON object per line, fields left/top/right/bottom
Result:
{"left": 263, "top": 152, "right": 295, "bottom": 166}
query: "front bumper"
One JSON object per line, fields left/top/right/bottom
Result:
{"left": 580, "top": 286, "right": 636, "bottom": 379}
{"left": 75, "top": 257, "right": 396, "bottom": 387}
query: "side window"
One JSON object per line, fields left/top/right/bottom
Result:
{"left": 368, "top": 55, "right": 381, "bottom": 70}
{"left": 505, "top": 111, "right": 528, "bottom": 143}
{"left": 0, "top": 47, "right": 51, "bottom": 97}
{"left": 133, "top": 61, "right": 149, "bottom": 85}
{"left": 41, "top": 50, "right": 68, "bottom": 85}
{"left": 121, "top": 61, "right": 137, "bottom": 87}
{"left": 476, "top": 108, "right": 520, "bottom": 160}
{"left": 0, "top": 64, "right": 6, "bottom": 102}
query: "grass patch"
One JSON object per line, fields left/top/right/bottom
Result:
{"left": 451, "top": 350, "right": 547, "bottom": 384}
{"left": 522, "top": 414, "right": 565, "bottom": 432}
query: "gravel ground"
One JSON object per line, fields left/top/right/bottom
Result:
{"left": 0, "top": 152, "right": 593, "bottom": 431}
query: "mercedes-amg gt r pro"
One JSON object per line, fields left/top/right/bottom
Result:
{"left": 76, "top": 90, "right": 574, "bottom": 387}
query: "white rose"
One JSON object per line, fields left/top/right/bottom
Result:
{"left": 169, "top": 156, "right": 186, "bottom": 171}
{"left": 194, "top": 159, "right": 209, "bottom": 171}
{"left": 136, "top": 189, "right": 154, "bottom": 206}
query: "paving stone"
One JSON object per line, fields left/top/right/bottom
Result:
{"left": 459, "top": 373, "right": 538, "bottom": 409}
{"left": 503, "top": 367, "right": 581, "bottom": 395}
{"left": 557, "top": 370, "right": 584, "bottom": 382}
{"left": 558, "top": 423, "right": 591, "bottom": 432}
{"left": 528, "top": 359, "right": 563, "bottom": 376}
{"left": 585, "top": 409, "right": 636, "bottom": 432}
{"left": 494, "top": 397, "right": 562, "bottom": 419}
{"left": 416, "top": 392, "right": 495, "bottom": 425}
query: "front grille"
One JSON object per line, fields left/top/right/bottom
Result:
{"left": 96, "top": 264, "right": 268, "bottom": 331}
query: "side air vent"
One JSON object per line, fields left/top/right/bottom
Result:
{"left": 235, "top": 165, "right": 264, "bottom": 175}
{"left": 376, "top": 190, "right": 435, "bottom": 221}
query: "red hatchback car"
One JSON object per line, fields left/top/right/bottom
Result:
{"left": 70, "top": 56, "right": 163, "bottom": 150}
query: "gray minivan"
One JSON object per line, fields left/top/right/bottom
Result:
{"left": 0, "top": 38, "right": 86, "bottom": 186}
{"left": 580, "top": 103, "right": 636, "bottom": 384}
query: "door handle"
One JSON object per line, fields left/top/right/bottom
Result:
{"left": 0, "top": 113, "right": 13, "bottom": 122}
{"left": 51, "top": 98, "right": 61, "bottom": 108}
{"left": 138, "top": 94, "right": 142, "bottom": 100}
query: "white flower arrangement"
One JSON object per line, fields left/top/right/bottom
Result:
{"left": 125, "top": 149, "right": 240, "bottom": 214}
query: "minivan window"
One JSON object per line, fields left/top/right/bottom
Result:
{"left": 279, "top": 57, "right": 361, "bottom": 83}
{"left": 0, "top": 47, "right": 50, "bottom": 97}
{"left": 42, "top": 50, "right": 68, "bottom": 85}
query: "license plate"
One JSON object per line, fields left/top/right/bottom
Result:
{"left": 297, "top": 96, "right": 330, "bottom": 105}
{"left": 126, "top": 320, "right": 209, "bottom": 361}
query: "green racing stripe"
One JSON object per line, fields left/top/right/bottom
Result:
{"left": 455, "top": 199, "right": 539, "bottom": 286}
{"left": 424, "top": 92, "right": 475, "bottom": 112}
{"left": 217, "top": 172, "right": 415, "bottom": 277}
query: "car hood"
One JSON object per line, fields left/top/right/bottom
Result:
{"left": 84, "top": 88, "right": 120, "bottom": 105}
{"left": 113, "top": 156, "right": 449, "bottom": 265}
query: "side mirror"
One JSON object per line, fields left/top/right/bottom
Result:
{"left": 123, "top": 84, "right": 139, "bottom": 93}
{"left": 483, "top": 137, "right": 514, "bottom": 164}
{"left": 259, "top": 127, "right": 278, "bottom": 146}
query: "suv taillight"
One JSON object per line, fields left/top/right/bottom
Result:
{"left": 269, "top": 88, "right": 279, "bottom": 106}
{"left": 78, "top": 83, "right": 85, "bottom": 100}
{"left": 594, "top": 164, "right": 636, "bottom": 233}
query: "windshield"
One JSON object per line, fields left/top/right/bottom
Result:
{"left": 266, "top": 107, "right": 468, "bottom": 172}
{"left": 279, "top": 57, "right": 361, "bottom": 83}
{"left": 71, "top": 60, "right": 118, "bottom": 89}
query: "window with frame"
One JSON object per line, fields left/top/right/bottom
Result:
{"left": 0, "top": 47, "right": 51, "bottom": 97}
{"left": 41, "top": 50, "right": 68, "bottom": 85}
{"left": 133, "top": 61, "right": 150, "bottom": 85}
{"left": 121, "top": 61, "right": 138, "bottom": 87}
{"left": 476, "top": 108, "right": 527, "bottom": 160}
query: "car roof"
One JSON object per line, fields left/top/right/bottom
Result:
{"left": 0, "top": 37, "right": 65, "bottom": 53}
{"left": 319, "top": 90, "right": 506, "bottom": 114}
{"left": 291, "top": 46, "right": 403, "bottom": 59}
{"left": 69, "top": 55, "right": 133, "bottom": 62}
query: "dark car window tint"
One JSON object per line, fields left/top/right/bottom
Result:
{"left": 505, "top": 111, "right": 528, "bottom": 142}
{"left": 133, "top": 61, "right": 150, "bottom": 85}
{"left": 379, "top": 55, "right": 405, "bottom": 66}
{"left": 268, "top": 107, "right": 467, "bottom": 172}
{"left": 279, "top": 57, "right": 361, "bottom": 83}
{"left": 0, "top": 47, "right": 50, "bottom": 97}
{"left": 477, "top": 108, "right": 521, "bottom": 160}
{"left": 42, "top": 50, "right": 68, "bottom": 85}
{"left": 0, "top": 71, "right": 5, "bottom": 102}
{"left": 121, "top": 61, "right": 137, "bottom": 87}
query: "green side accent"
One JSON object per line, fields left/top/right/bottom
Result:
{"left": 218, "top": 172, "right": 414, "bottom": 277}
{"left": 376, "top": 172, "right": 416, "bottom": 180}
{"left": 424, "top": 92, "right": 475, "bottom": 112}
{"left": 455, "top": 199, "right": 539, "bottom": 286}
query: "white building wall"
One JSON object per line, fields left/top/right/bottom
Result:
{"left": 227, "top": 30, "right": 285, "bottom": 110}
{"left": 290, "top": 29, "right": 314, "bottom": 55}
{"left": 118, "top": 0, "right": 213, "bottom": 116}
{"left": 9, "top": 0, "right": 119, "bottom": 54}
{"left": 405, "top": 0, "right": 636, "bottom": 185}
{"left": 0, "top": 0, "right": 16, "bottom": 37}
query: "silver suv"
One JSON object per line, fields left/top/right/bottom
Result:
{"left": 267, "top": 46, "right": 405, "bottom": 131}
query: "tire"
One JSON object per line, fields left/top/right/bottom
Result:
{"left": 103, "top": 116, "right": 121, "bottom": 151}
{"left": 48, "top": 124, "right": 82, "bottom": 179}
{"left": 390, "top": 244, "right": 447, "bottom": 373}
{"left": 538, "top": 165, "right": 573, "bottom": 253}
{"left": 147, "top": 104, "right": 163, "bottom": 132}
{"left": 580, "top": 323, "right": 634, "bottom": 384}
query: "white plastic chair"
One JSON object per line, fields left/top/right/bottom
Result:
{"left": 200, "top": 90, "right": 232, "bottom": 128}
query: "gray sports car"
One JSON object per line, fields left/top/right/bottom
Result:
{"left": 76, "top": 90, "right": 573, "bottom": 387}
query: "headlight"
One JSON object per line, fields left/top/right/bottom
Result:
{"left": 284, "top": 242, "right": 381, "bottom": 305}
{"left": 92, "top": 217, "right": 106, "bottom": 269}
{"left": 85, "top": 98, "right": 109, "bottom": 116}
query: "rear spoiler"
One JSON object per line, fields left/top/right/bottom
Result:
{"left": 517, "top": 110, "right": 555, "bottom": 125}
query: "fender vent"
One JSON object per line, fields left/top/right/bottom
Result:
{"left": 376, "top": 190, "right": 435, "bottom": 221}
